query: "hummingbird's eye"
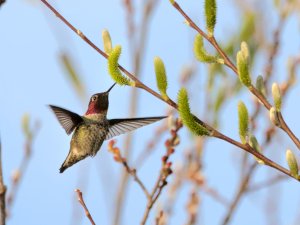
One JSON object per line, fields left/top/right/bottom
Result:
{"left": 91, "top": 96, "right": 97, "bottom": 102}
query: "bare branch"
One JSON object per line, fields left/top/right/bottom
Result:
{"left": 140, "top": 119, "right": 181, "bottom": 225}
{"left": 247, "top": 175, "right": 286, "bottom": 193}
{"left": 108, "top": 140, "right": 151, "bottom": 200}
{"left": 75, "top": 189, "right": 96, "bottom": 225}
{"left": 6, "top": 119, "right": 40, "bottom": 216}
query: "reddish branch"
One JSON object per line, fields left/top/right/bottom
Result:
{"left": 140, "top": 119, "right": 182, "bottom": 225}
{"left": 75, "top": 189, "right": 96, "bottom": 225}
{"left": 108, "top": 140, "right": 151, "bottom": 199}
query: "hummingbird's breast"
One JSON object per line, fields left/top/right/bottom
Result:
{"left": 71, "top": 118, "right": 109, "bottom": 157}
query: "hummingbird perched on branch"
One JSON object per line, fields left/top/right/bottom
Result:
{"left": 49, "top": 83, "right": 166, "bottom": 173}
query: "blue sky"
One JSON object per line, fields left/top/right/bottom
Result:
{"left": 1, "top": 0, "right": 300, "bottom": 225}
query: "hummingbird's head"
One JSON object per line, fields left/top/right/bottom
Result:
{"left": 85, "top": 83, "right": 116, "bottom": 115}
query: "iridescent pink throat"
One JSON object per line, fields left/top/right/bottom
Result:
{"left": 85, "top": 101, "right": 103, "bottom": 115}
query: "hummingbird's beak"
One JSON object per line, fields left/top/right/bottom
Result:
{"left": 106, "top": 83, "right": 117, "bottom": 93}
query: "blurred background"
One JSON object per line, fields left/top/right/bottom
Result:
{"left": 0, "top": 0, "right": 300, "bottom": 224}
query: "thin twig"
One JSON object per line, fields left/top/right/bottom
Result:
{"left": 108, "top": 140, "right": 151, "bottom": 200}
{"left": 40, "top": 0, "right": 299, "bottom": 181}
{"left": 155, "top": 210, "right": 164, "bottom": 225}
{"left": 184, "top": 190, "right": 200, "bottom": 225}
{"left": 0, "top": 137, "right": 6, "bottom": 225}
{"left": 140, "top": 120, "right": 181, "bottom": 225}
{"left": 122, "top": 161, "right": 151, "bottom": 200}
{"left": 221, "top": 163, "right": 256, "bottom": 225}
{"left": 75, "top": 189, "right": 96, "bottom": 225}
{"left": 202, "top": 185, "right": 229, "bottom": 207}
{"left": 264, "top": 15, "right": 286, "bottom": 86}
{"left": 246, "top": 175, "right": 286, "bottom": 193}
{"left": 6, "top": 120, "right": 40, "bottom": 216}
{"left": 140, "top": 175, "right": 167, "bottom": 225}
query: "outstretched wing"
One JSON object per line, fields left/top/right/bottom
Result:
{"left": 49, "top": 105, "right": 83, "bottom": 135}
{"left": 105, "top": 116, "right": 166, "bottom": 140}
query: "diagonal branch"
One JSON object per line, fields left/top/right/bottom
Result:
{"left": 108, "top": 140, "right": 151, "bottom": 200}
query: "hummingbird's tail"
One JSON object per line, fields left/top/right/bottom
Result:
{"left": 59, "top": 165, "right": 67, "bottom": 173}
{"left": 59, "top": 148, "right": 88, "bottom": 173}
{"left": 59, "top": 157, "right": 70, "bottom": 173}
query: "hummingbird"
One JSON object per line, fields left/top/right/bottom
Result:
{"left": 49, "top": 83, "right": 166, "bottom": 173}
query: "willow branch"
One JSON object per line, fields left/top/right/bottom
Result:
{"left": 171, "top": 1, "right": 300, "bottom": 149}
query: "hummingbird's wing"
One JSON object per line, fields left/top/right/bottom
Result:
{"left": 49, "top": 105, "right": 83, "bottom": 135}
{"left": 106, "top": 116, "right": 166, "bottom": 140}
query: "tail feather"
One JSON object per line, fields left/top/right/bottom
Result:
{"left": 59, "top": 165, "right": 67, "bottom": 173}
{"left": 59, "top": 149, "right": 88, "bottom": 173}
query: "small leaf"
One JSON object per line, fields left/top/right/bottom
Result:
{"left": 237, "top": 42, "right": 251, "bottom": 87}
{"left": 272, "top": 82, "right": 282, "bottom": 111}
{"left": 256, "top": 75, "right": 266, "bottom": 97}
{"left": 102, "top": 29, "right": 112, "bottom": 54}
{"left": 177, "top": 88, "right": 210, "bottom": 136}
{"left": 22, "top": 113, "right": 32, "bottom": 139}
{"left": 269, "top": 107, "right": 280, "bottom": 127}
{"left": 238, "top": 101, "right": 249, "bottom": 144}
{"left": 204, "top": 0, "right": 217, "bottom": 36}
{"left": 154, "top": 57, "right": 169, "bottom": 100}
{"left": 194, "top": 34, "right": 224, "bottom": 64}
{"left": 108, "top": 45, "right": 133, "bottom": 86}
{"left": 249, "top": 134, "right": 264, "bottom": 164}
{"left": 249, "top": 134, "right": 261, "bottom": 153}
{"left": 286, "top": 149, "right": 299, "bottom": 178}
